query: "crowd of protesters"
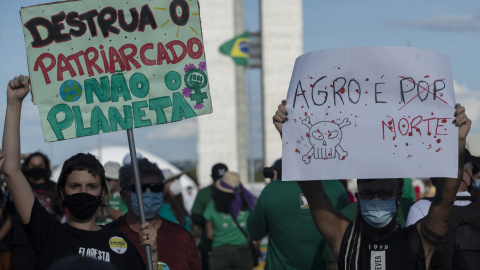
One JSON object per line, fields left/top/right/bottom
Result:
{"left": 0, "top": 74, "right": 479, "bottom": 270}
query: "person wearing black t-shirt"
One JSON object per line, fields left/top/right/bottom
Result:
{"left": 274, "top": 100, "right": 471, "bottom": 270}
{"left": 11, "top": 151, "right": 61, "bottom": 270}
{"left": 1, "top": 75, "right": 158, "bottom": 270}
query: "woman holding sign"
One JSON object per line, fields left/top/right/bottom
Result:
{"left": 2, "top": 75, "right": 157, "bottom": 270}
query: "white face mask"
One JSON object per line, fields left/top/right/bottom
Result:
{"left": 169, "top": 180, "right": 182, "bottom": 196}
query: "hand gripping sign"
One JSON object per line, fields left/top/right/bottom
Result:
{"left": 21, "top": 0, "right": 212, "bottom": 142}
{"left": 282, "top": 47, "right": 458, "bottom": 181}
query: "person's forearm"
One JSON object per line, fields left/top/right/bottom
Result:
{"left": 2, "top": 97, "right": 36, "bottom": 224}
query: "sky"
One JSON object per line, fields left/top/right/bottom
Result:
{"left": 1, "top": 0, "right": 480, "bottom": 168}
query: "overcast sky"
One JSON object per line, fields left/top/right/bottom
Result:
{"left": 1, "top": 0, "right": 480, "bottom": 167}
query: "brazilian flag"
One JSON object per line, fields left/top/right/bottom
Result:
{"left": 219, "top": 32, "right": 249, "bottom": 66}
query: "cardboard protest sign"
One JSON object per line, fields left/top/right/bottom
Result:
{"left": 282, "top": 47, "right": 458, "bottom": 181}
{"left": 21, "top": 0, "right": 211, "bottom": 142}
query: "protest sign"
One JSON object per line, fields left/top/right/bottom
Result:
{"left": 21, "top": 0, "right": 211, "bottom": 142}
{"left": 282, "top": 47, "right": 458, "bottom": 181}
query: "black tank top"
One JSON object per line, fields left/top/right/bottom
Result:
{"left": 338, "top": 222, "right": 425, "bottom": 270}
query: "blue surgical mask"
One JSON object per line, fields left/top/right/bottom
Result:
{"left": 130, "top": 189, "right": 163, "bottom": 219}
{"left": 359, "top": 197, "right": 396, "bottom": 228}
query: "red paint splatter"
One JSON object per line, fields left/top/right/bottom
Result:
{"left": 306, "top": 132, "right": 310, "bottom": 138}
{"left": 325, "top": 86, "right": 327, "bottom": 89}
{"left": 330, "top": 84, "right": 333, "bottom": 88}
{"left": 365, "top": 104, "right": 367, "bottom": 106}
{"left": 295, "top": 149, "right": 300, "bottom": 153}
{"left": 365, "top": 91, "right": 368, "bottom": 94}
{"left": 303, "top": 90, "right": 306, "bottom": 93}
{"left": 341, "top": 156, "right": 346, "bottom": 160}
{"left": 402, "top": 124, "right": 406, "bottom": 128}
{"left": 424, "top": 75, "right": 430, "bottom": 78}
{"left": 436, "top": 148, "right": 442, "bottom": 152}
{"left": 308, "top": 156, "right": 311, "bottom": 159}
{"left": 310, "top": 84, "right": 313, "bottom": 88}
{"left": 406, "top": 143, "right": 409, "bottom": 146}
{"left": 441, "top": 119, "right": 447, "bottom": 123}
{"left": 326, "top": 113, "right": 329, "bottom": 115}
{"left": 305, "top": 112, "right": 307, "bottom": 116}
{"left": 366, "top": 78, "right": 369, "bottom": 81}
{"left": 301, "top": 105, "right": 304, "bottom": 108}
{"left": 427, "top": 132, "right": 432, "bottom": 136}
{"left": 408, "top": 132, "right": 413, "bottom": 136}
{"left": 328, "top": 153, "right": 331, "bottom": 156}
{"left": 395, "top": 145, "right": 397, "bottom": 147}
{"left": 355, "top": 89, "right": 359, "bottom": 93}
{"left": 338, "top": 67, "right": 340, "bottom": 70}
{"left": 431, "top": 112, "right": 434, "bottom": 115}
{"left": 328, "top": 106, "right": 331, "bottom": 108}
{"left": 437, "top": 139, "right": 441, "bottom": 143}
{"left": 340, "top": 88, "right": 345, "bottom": 94}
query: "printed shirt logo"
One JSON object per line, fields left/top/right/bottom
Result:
{"left": 109, "top": 236, "right": 127, "bottom": 254}
{"left": 157, "top": 261, "right": 170, "bottom": 270}
{"left": 370, "top": 250, "right": 386, "bottom": 270}
{"left": 300, "top": 194, "right": 309, "bottom": 209}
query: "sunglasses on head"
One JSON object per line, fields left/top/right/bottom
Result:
{"left": 125, "top": 183, "right": 164, "bottom": 193}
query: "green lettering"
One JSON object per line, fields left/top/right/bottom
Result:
{"left": 108, "top": 105, "right": 133, "bottom": 131}
{"left": 111, "top": 73, "right": 132, "bottom": 102}
{"left": 84, "top": 76, "right": 111, "bottom": 104}
{"left": 172, "top": 92, "right": 196, "bottom": 122}
{"left": 129, "top": 73, "right": 149, "bottom": 98}
{"left": 47, "top": 104, "right": 73, "bottom": 140}
{"left": 149, "top": 96, "right": 172, "bottom": 124}
{"left": 132, "top": 100, "right": 151, "bottom": 128}
{"left": 72, "top": 106, "right": 92, "bottom": 137}
{"left": 91, "top": 106, "right": 111, "bottom": 135}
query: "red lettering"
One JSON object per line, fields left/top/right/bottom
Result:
{"left": 187, "top": 37, "right": 203, "bottom": 59}
{"left": 67, "top": 51, "right": 85, "bottom": 76}
{"left": 436, "top": 118, "right": 451, "bottom": 135}
{"left": 83, "top": 47, "right": 103, "bottom": 77}
{"left": 156, "top": 42, "right": 172, "bottom": 65}
{"left": 140, "top": 43, "right": 156, "bottom": 66}
{"left": 166, "top": 40, "right": 187, "bottom": 64}
{"left": 108, "top": 46, "right": 126, "bottom": 73}
{"left": 57, "top": 53, "right": 77, "bottom": 81}
{"left": 118, "top": 43, "right": 141, "bottom": 71}
{"left": 398, "top": 118, "right": 409, "bottom": 136}
{"left": 410, "top": 116, "right": 423, "bottom": 136}
{"left": 423, "top": 118, "right": 436, "bottom": 136}
{"left": 33, "top": 53, "right": 56, "bottom": 85}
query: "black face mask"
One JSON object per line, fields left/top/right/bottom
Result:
{"left": 28, "top": 168, "right": 46, "bottom": 180}
{"left": 64, "top": 193, "right": 102, "bottom": 220}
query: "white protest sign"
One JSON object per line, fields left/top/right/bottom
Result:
{"left": 282, "top": 47, "right": 458, "bottom": 181}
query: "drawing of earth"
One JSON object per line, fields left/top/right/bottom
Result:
{"left": 59, "top": 80, "right": 82, "bottom": 102}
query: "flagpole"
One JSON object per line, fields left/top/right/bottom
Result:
{"left": 126, "top": 129, "right": 153, "bottom": 270}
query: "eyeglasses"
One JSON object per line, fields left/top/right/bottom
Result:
{"left": 359, "top": 190, "right": 396, "bottom": 200}
{"left": 125, "top": 183, "right": 164, "bottom": 193}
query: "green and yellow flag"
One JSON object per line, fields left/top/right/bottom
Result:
{"left": 219, "top": 32, "right": 249, "bottom": 66}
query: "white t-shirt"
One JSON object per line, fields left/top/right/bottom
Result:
{"left": 406, "top": 191, "right": 472, "bottom": 227}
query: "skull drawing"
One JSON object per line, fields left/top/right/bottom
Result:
{"left": 301, "top": 116, "right": 351, "bottom": 164}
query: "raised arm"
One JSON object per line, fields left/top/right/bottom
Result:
{"left": 273, "top": 100, "right": 351, "bottom": 260}
{"left": 417, "top": 104, "right": 470, "bottom": 267}
{"left": 2, "top": 75, "right": 36, "bottom": 224}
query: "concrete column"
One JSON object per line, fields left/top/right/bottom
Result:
{"left": 261, "top": 0, "right": 303, "bottom": 168}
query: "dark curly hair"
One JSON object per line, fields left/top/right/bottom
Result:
{"left": 211, "top": 184, "right": 249, "bottom": 214}
{"left": 21, "top": 152, "right": 52, "bottom": 180}
{"left": 55, "top": 153, "right": 109, "bottom": 210}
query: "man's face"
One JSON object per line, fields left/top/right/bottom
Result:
{"left": 356, "top": 179, "right": 400, "bottom": 206}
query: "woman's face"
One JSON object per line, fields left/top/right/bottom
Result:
{"left": 64, "top": 170, "right": 103, "bottom": 198}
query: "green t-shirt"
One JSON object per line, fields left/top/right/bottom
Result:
{"left": 159, "top": 202, "right": 192, "bottom": 232}
{"left": 191, "top": 185, "right": 212, "bottom": 215}
{"left": 98, "top": 190, "right": 128, "bottom": 225}
{"left": 247, "top": 180, "right": 350, "bottom": 270}
{"left": 190, "top": 185, "right": 213, "bottom": 251}
{"left": 203, "top": 201, "right": 250, "bottom": 248}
